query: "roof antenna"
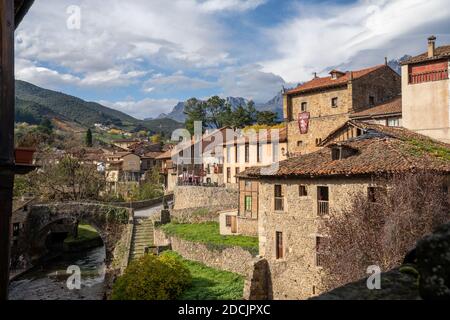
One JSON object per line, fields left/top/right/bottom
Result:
{"left": 385, "top": 57, "right": 388, "bottom": 66}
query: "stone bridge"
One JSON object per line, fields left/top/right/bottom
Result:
{"left": 14, "top": 202, "right": 133, "bottom": 269}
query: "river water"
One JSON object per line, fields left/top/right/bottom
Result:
{"left": 9, "top": 246, "right": 106, "bottom": 300}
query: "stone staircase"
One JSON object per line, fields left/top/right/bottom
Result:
{"left": 129, "top": 218, "right": 154, "bottom": 262}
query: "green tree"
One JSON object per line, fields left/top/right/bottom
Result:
{"left": 184, "top": 98, "right": 207, "bottom": 135}
{"left": 38, "top": 118, "right": 53, "bottom": 135}
{"left": 111, "top": 253, "right": 192, "bottom": 300}
{"left": 256, "top": 111, "right": 278, "bottom": 126}
{"left": 85, "top": 128, "right": 93, "bottom": 147}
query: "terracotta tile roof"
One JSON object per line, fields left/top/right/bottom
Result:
{"left": 239, "top": 126, "right": 450, "bottom": 179}
{"left": 286, "top": 65, "right": 386, "bottom": 95}
{"left": 156, "top": 149, "right": 173, "bottom": 160}
{"left": 142, "top": 151, "right": 164, "bottom": 159}
{"left": 402, "top": 45, "right": 450, "bottom": 65}
{"left": 350, "top": 96, "right": 402, "bottom": 119}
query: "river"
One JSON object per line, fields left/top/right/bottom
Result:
{"left": 9, "top": 246, "right": 106, "bottom": 300}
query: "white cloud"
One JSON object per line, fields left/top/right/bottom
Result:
{"left": 142, "top": 72, "right": 215, "bottom": 94}
{"left": 218, "top": 64, "right": 286, "bottom": 102}
{"left": 197, "top": 0, "right": 267, "bottom": 12}
{"left": 100, "top": 98, "right": 179, "bottom": 120}
{"left": 261, "top": 0, "right": 450, "bottom": 82}
{"left": 14, "top": 0, "right": 233, "bottom": 86}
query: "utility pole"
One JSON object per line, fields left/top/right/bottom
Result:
{"left": 0, "top": 0, "right": 16, "bottom": 300}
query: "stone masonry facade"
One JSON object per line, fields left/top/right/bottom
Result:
{"left": 284, "top": 65, "right": 401, "bottom": 156}
{"left": 173, "top": 186, "right": 238, "bottom": 211}
{"left": 257, "top": 177, "right": 372, "bottom": 300}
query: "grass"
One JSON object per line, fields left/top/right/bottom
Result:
{"left": 163, "top": 251, "right": 244, "bottom": 300}
{"left": 160, "top": 222, "right": 259, "bottom": 255}
{"left": 407, "top": 138, "right": 450, "bottom": 161}
{"left": 64, "top": 224, "right": 101, "bottom": 244}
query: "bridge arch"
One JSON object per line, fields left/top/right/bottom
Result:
{"left": 16, "top": 203, "right": 132, "bottom": 268}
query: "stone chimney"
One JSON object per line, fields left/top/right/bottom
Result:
{"left": 428, "top": 35, "right": 436, "bottom": 58}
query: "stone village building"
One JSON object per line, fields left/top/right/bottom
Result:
{"left": 401, "top": 36, "right": 450, "bottom": 143}
{"left": 283, "top": 64, "right": 401, "bottom": 157}
{"left": 237, "top": 123, "right": 450, "bottom": 300}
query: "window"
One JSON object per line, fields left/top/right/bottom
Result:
{"left": 245, "top": 196, "right": 252, "bottom": 212}
{"left": 301, "top": 102, "right": 308, "bottom": 112}
{"left": 235, "top": 168, "right": 240, "bottom": 183}
{"left": 387, "top": 118, "right": 400, "bottom": 127}
{"left": 245, "top": 180, "right": 252, "bottom": 189}
{"left": 331, "top": 97, "right": 338, "bottom": 108}
{"left": 316, "top": 237, "right": 327, "bottom": 267}
{"left": 317, "top": 186, "right": 329, "bottom": 216}
{"left": 227, "top": 168, "right": 231, "bottom": 183}
{"left": 256, "top": 143, "right": 261, "bottom": 162}
{"left": 276, "top": 232, "right": 284, "bottom": 260}
{"left": 226, "top": 146, "right": 232, "bottom": 163}
{"left": 245, "top": 143, "right": 250, "bottom": 163}
{"left": 369, "top": 96, "right": 375, "bottom": 106}
{"left": 226, "top": 216, "right": 232, "bottom": 227}
{"left": 368, "top": 187, "right": 387, "bottom": 203}
{"left": 13, "top": 223, "right": 20, "bottom": 237}
{"left": 274, "top": 185, "right": 284, "bottom": 211}
{"left": 235, "top": 144, "right": 239, "bottom": 163}
{"left": 297, "top": 141, "right": 303, "bottom": 147}
{"left": 315, "top": 138, "right": 322, "bottom": 147}
{"left": 331, "top": 147, "right": 341, "bottom": 160}
{"left": 299, "top": 185, "right": 308, "bottom": 197}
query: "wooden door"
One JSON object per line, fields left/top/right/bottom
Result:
{"left": 231, "top": 216, "right": 237, "bottom": 234}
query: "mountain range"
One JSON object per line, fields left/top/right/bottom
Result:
{"left": 15, "top": 80, "right": 183, "bottom": 136}
{"left": 156, "top": 94, "right": 284, "bottom": 123}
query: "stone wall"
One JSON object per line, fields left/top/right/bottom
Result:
{"left": 173, "top": 186, "right": 238, "bottom": 211}
{"left": 154, "top": 228, "right": 255, "bottom": 276}
{"left": 313, "top": 222, "right": 450, "bottom": 300}
{"left": 238, "top": 217, "right": 258, "bottom": 237}
{"left": 257, "top": 177, "right": 371, "bottom": 300}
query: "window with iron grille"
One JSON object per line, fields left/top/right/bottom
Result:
{"left": 316, "top": 237, "right": 326, "bottom": 267}
{"left": 317, "top": 186, "right": 329, "bottom": 216}
{"left": 274, "top": 185, "right": 284, "bottom": 211}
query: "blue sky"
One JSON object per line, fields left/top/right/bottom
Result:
{"left": 15, "top": 0, "right": 450, "bottom": 119}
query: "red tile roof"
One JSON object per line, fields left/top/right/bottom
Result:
{"left": 402, "top": 45, "right": 450, "bottom": 65}
{"left": 286, "top": 65, "right": 387, "bottom": 95}
{"left": 350, "top": 96, "right": 402, "bottom": 119}
{"left": 239, "top": 125, "right": 450, "bottom": 179}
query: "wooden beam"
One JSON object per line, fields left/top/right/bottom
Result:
{"left": 0, "top": 0, "right": 16, "bottom": 300}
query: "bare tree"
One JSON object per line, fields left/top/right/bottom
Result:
{"left": 34, "top": 153, "right": 106, "bottom": 201}
{"left": 319, "top": 171, "right": 449, "bottom": 291}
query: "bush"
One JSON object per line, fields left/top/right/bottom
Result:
{"left": 111, "top": 254, "right": 192, "bottom": 300}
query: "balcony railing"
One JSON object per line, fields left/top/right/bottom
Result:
{"left": 318, "top": 200, "right": 329, "bottom": 216}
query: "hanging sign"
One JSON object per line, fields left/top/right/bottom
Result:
{"left": 298, "top": 112, "right": 310, "bottom": 134}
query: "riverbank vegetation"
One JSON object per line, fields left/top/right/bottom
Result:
{"left": 111, "top": 251, "right": 244, "bottom": 300}
{"left": 164, "top": 251, "right": 244, "bottom": 300}
{"left": 64, "top": 224, "right": 103, "bottom": 251}
{"left": 111, "top": 253, "right": 191, "bottom": 300}
{"left": 160, "top": 222, "right": 258, "bottom": 255}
